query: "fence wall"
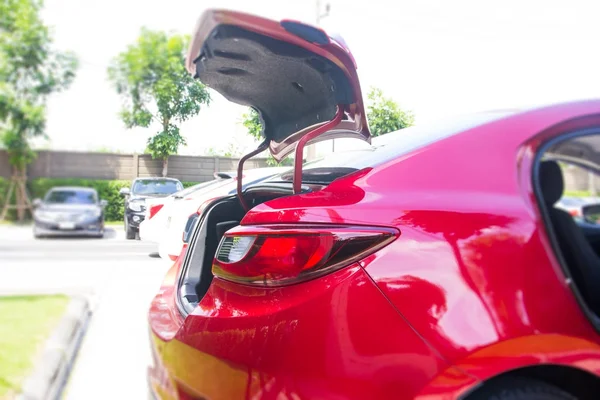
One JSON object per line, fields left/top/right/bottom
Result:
{"left": 0, "top": 150, "right": 268, "bottom": 183}
{"left": 1, "top": 150, "right": 598, "bottom": 193}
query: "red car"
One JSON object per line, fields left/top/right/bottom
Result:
{"left": 148, "top": 9, "right": 600, "bottom": 400}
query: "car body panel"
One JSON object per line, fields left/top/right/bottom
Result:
{"left": 149, "top": 264, "right": 456, "bottom": 400}
{"left": 148, "top": 97, "right": 600, "bottom": 398}
{"left": 151, "top": 10, "right": 600, "bottom": 397}
{"left": 240, "top": 101, "right": 600, "bottom": 364}
{"left": 186, "top": 9, "right": 369, "bottom": 160}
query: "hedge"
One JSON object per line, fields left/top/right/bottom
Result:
{"left": 0, "top": 177, "right": 199, "bottom": 221}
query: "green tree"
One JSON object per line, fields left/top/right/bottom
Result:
{"left": 0, "top": 0, "right": 78, "bottom": 220}
{"left": 367, "top": 87, "right": 414, "bottom": 136}
{"left": 108, "top": 28, "right": 210, "bottom": 176}
{"left": 241, "top": 109, "right": 294, "bottom": 166}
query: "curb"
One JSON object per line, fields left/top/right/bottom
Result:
{"left": 18, "top": 293, "right": 94, "bottom": 400}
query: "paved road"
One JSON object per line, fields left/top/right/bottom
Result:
{"left": 0, "top": 225, "right": 171, "bottom": 399}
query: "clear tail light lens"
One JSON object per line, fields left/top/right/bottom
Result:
{"left": 213, "top": 225, "right": 398, "bottom": 286}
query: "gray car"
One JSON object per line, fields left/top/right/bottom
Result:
{"left": 33, "top": 186, "right": 107, "bottom": 238}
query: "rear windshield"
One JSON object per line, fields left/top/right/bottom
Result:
{"left": 45, "top": 190, "right": 97, "bottom": 205}
{"left": 132, "top": 179, "right": 183, "bottom": 195}
{"left": 275, "top": 111, "right": 514, "bottom": 184}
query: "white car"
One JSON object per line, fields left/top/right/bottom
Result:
{"left": 556, "top": 196, "right": 600, "bottom": 219}
{"left": 139, "top": 173, "right": 235, "bottom": 244}
{"left": 145, "top": 167, "right": 291, "bottom": 260}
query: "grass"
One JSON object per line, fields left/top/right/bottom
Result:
{"left": 565, "top": 190, "right": 593, "bottom": 198}
{"left": 0, "top": 295, "right": 69, "bottom": 399}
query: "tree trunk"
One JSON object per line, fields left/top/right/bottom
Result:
{"left": 162, "top": 157, "right": 168, "bottom": 177}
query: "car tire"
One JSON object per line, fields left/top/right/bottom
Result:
{"left": 469, "top": 377, "right": 576, "bottom": 400}
{"left": 126, "top": 224, "right": 136, "bottom": 240}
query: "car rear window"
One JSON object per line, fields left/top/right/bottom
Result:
{"left": 45, "top": 190, "right": 97, "bottom": 204}
{"left": 353, "top": 111, "right": 515, "bottom": 169}
{"left": 132, "top": 179, "right": 183, "bottom": 195}
{"left": 271, "top": 111, "right": 514, "bottom": 185}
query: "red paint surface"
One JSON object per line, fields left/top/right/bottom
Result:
{"left": 150, "top": 8, "right": 600, "bottom": 398}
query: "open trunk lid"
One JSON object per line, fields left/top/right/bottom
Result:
{"left": 186, "top": 9, "right": 370, "bottom": 161}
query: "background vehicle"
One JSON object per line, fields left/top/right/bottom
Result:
{"left": 152, "top": 167, "right": 290, "bottom": 260}
{"left": 556, "top": 196, "right": 600, "bottom": 220}
{"left": 149, "top": 10, "right": 600, "bottom": 400}
{"left": 119, "top": 177, "right": 183, "bottom": 240}
{"left": 32, "top": 186, "right": 107, "bottom": 238}
{"left": 138, "top": 172, "right": 236, "bottom": 245}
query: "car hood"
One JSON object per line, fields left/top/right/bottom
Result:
{"left": 129, "top": 193, "right": 172, "bottom": 201}
{"left": 40, "top": 204, "right": 99, "bottom": 213}
{"left": 186, "top": 9, "right": 370, "bottom": 161}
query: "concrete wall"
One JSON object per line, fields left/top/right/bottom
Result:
{"left": 0, "top": 150, "right": 268, "bottom": 182}
{"left": 0, "top": 150, "right": 595, "bottom": 193}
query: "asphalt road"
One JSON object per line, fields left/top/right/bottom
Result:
{"left": 0, "top": 224, "right": 171, "bottom": 399}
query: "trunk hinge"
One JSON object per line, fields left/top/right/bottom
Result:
{"left": 237, "top": 139, "right": 269, "bottom": 211}
{"left": 293, "top": 106, "right": 344, "bottom": 194}
{"left": 236, "top": 105, "right": 345, "bottom": 210}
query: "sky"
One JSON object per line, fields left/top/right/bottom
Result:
{"left": 38, "top": 0, "right": 600, "bottom": 157}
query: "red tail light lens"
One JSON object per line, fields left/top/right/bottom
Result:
{"left": 569, "top": 209, "right": 581, "bottom": 217}
{"left": 213, "top": 225, "right": 398, "bottom": 286}
{"left": 148, "top": 204, "right": 164, "bottom": 219}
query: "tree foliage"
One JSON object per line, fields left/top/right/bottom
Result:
{"left": 0, "top": 0, "right": 78, "bottom": 170}
{"left": 240, "top": 88, "right": 414, "bottom": 161}
{"left": 366, "top": 87, "right": 415, "bottom": 136}
{"left": 108, "top": 28, "right": 210, "bottom": 175}
{"left": 241, "top": 109, "right": 295, "bottom": 166}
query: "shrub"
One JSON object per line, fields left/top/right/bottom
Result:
{"left": 0, "top": 178, "right": 201, "bottom": 221}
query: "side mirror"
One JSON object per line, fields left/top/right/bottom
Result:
{"left": 100, "top": 199, "right": 108, "bottom": 208}
{"left": 582, "top": 204, "right": 600, "bottom": 224}
{"left": 32, "top": 198, "right": 42, "bottom": 208}
{"left": 119, "top": 187, "right": 130, "bottom": 197}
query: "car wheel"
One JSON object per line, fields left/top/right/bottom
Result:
{"left": 126, "top": 223, "right": 136, "bottom": 240}
{"left": 469, "top": 377, "right": 576, "bottom": 400}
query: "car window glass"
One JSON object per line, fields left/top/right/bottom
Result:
{"left": 132, "top": 180, "right": 182, "bottom": 195}
{"left": 45, "top": 190, "right": 97, "bottom": 204}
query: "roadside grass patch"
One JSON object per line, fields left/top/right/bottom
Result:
{"left": 0, "top": 295, "right": 69, "bottom": 399}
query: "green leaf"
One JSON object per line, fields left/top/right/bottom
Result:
{"left": 108, "top": 29, "right": 211, "bottom": 161}
{"left": 0, "top": 0, "right": 78, "bottom": 168}
{"left": 366, "top": 87, "right": 415, "bottom": 137}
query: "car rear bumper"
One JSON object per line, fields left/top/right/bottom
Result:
{"left": 147, "top": 265, "right": 452, "bottom": 399}
{"left": 34, "top": 219, "right": 103, "bottom": 236}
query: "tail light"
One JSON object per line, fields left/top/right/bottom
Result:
{"left": 148, "top": 204, "right": 164, "bottom": 220}
{"left": 569, "top": 209, "right": 581, "bottom": 217}
{"left": 213, "top": 225, "right": 398, "bottom": 286}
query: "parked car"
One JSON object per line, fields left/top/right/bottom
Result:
{"left": 119, "top": 177, "right": 183, "bottom": 240}
{"left": 32, "top": 186, "right": 107, "bottom": 238}
{"left": 153, "top": 167, "right": 291, "bottom": 260}
{"left": 556, "top": 196, "right": 600, "bottom": 220}
{"left": 138, "top": 172, "right": 236, "bottom": 245}
{"left": 148, "top": 10, "right": 600, "bottom": 400}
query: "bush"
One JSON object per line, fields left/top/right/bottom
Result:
{"left": 0, "top": 178, "right": 200, "bottom": 221}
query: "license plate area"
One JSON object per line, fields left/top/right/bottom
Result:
{"left": 58, "top": 222, "right": 76, "bottom": 230}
